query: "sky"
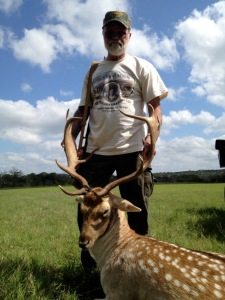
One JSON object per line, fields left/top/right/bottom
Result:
{"left": 0, "top": 0, "right": 225, "bottom": 175}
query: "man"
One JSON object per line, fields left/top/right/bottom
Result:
{"left": 71, "top": 11, "right": 168, "bottom": 270}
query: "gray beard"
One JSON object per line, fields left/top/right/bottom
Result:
{"left": 105, "top": 42, "right": 127, "bottom": 56}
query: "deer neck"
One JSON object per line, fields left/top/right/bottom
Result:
{"left": 90, "top": 209, "right": 134, "bottom": 269}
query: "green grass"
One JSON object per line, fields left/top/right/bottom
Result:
{"left": 0, "top": 184, "right": 225, "bottom": 299}
{"left": 150, "top": 183, "right": 225, "bottom": 253}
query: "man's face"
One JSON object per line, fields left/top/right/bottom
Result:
{"left": 103, "top": 22, "right": 131, "bottom": 57}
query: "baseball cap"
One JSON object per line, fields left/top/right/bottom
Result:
{"left": 103, "top": 11, "right": 131, "bottom": 29}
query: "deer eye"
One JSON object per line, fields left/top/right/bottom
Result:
{"left": 102, "top": 209, "right": 110, "bottom": 218}
{"left": 91, "top": 209, "right": 110, "bottom": 228}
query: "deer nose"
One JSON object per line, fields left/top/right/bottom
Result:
{"left": 79, "top": 236, "right": 90, "bottom": 249}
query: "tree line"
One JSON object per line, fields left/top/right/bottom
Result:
{"left": 0, "top": 168, "right": 224, "bottom": 189}
{"left": 0, "top": 168, "right": 71, "bottom": 188}
{"left": 154, "top": 169, "right": 225, "bottom": 183}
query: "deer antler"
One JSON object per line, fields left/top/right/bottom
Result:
{"left": 56, "top": 113, "right": 90, "bottom": 194}
{"left": 96, "top": 105, "right": 157, "bottom": 196}
{"left": 121, "top": 104, "right": 157, "bottom": 169}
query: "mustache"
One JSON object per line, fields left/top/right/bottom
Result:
{"left": 108, "top": 40, "right": 123, "bottom": 47}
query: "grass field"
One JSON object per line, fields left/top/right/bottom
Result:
{"left": 0, "top": 183, "right": 225, "bottom": 299}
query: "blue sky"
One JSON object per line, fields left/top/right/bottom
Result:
{"left": 0, "top": 0, "right": 225, "bottom": 174}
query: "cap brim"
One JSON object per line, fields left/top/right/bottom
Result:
{"left": 103, "top": 18, "right": 130, "bottom": 28}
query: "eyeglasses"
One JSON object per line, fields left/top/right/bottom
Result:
{"left": 103, "top": 30, "right": 129, "bottom": 39}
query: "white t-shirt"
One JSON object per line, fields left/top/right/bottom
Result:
{"left": 80, "top": 54, "right": 168, "bottom": 155}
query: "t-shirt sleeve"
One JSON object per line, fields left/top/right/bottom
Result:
{"left": 141, "top": 62, "right": 168, "bottom": 102}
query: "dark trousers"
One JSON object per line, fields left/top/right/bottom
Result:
{"left": 77, "top": 152, "right": 149, "bottom": 235}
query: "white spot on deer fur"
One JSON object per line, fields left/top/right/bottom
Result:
{"left": 185, "top": 264, "right": 191, "bottom": 270}
{"left": 147, "top": 259, "right": 155, "bottom": 267}
{"left": 153, "top": 248, "right": 158, "bottom": 255}
{"left": 153, "top": 267, "right": 159, "bottom": 274}
{"left": 174, "top": 279, "right": 181, "bottom": 287}
{"left": 197, "top": 260, "right": 205, "bottom": 266}
{"left": 191, "top": 277, "right": 197, "bottom": 283}
{"left": 202, "top": 271, "right": 208, "bottom": 277}
{"left": 198, "top": 284, "right": 206, "bottom": 292}
{"left": 200, "top": 277, "right": 208, "bottom": 284}
{"left": 172, "top": 258, "right": 180, "bottom": 267}
{"left": 138, "top": 259, "right": 148, "bottom": 273}
{"left": 158, "top": 252, "right": 165, "bottom": 260}
{"left": 182, "top": 284, "right": 191, "bottom": 292}
{"left": 165, "top": 273, "right": 172, "bottom": 281}
{"left": 180, "top": 267, "right": 186, "bottom": 273}
{"left": 213, "top": 290, "right": 223, "bottom": 298}
{"left": 191, "top": 290, "right": 199, "bottom": 297}
{"left": 191, "top": 268, "right": 199, "bottom": 274}
{"left": 214, "top": 275, "right": 220, "bottom": 281}
{"left": 187, "top": 255, "right": 193, "bottom": 261}
{"left": 165, "top": 256, "right": 172, "bottom": 262}
{"left": 221, "top": 275, "right": 225, "bottom": 281}
{"left": 209, "top": 263, "right": 220, "bottom": 271}
{"left": 172, "top": 258, "right": 180, "bottom": 266}
{"left": 214, "top": 284, "right": 222, "bottom": 290}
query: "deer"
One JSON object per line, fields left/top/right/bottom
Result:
{"left": 56, "top": 107, "right": 225, "bottom": 300}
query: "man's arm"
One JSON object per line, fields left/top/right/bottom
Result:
{"left": 147, "top": 96, "right": 162, "bottom": 139}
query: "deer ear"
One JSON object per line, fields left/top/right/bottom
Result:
{"left": 119, "top": 200, "right": 141, "bottom": 212}
{"left": 111, "top": 195, "right": 141, "bottom": 212}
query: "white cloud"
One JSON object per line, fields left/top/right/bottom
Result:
{"left": 0, "top": 97, "right": 81, "bottom": 173}
{"left": 175, "top": 1, "right": 225, "bottom": 108}
{"left": 0, "top": 97, "right": 79, "bottom": 144}
{"left": 6, "top": 0, "right": 178, "bottom": 72}
{"left": 0, "top": 0, "right": 22, "bottom": 14}
{"left": 21, "top": 82, "right": 32, "bottom": 93}
{"left": 192, "top": 86, "right": 207, "bottom": 97}
{"left": 60, "top": 89, "right": 74, "bottom": 97}
{"left": 204, "top": 112, "right": 225, "bottom": 135}
{"left": 4, "top": 128, "right": 42, "bottom": 144}
{"left": 0, "top": 28, "right": 4, "bottom": 47}
{"left": 163, "top": 110, "right": 215, "bottom": 130}
{"left": 0, "top": 26, "right": 14, "bottom": 48}
{"left": 0, "top": 151, "right": 58, "bottom": 174}
{"left": 43, "top": 0, "right": 130, "bottom": 31}
{"left": 154, "top": 136, "right": 218, "bottom": 172}
{"left": 129, "top": 28, "right": 179, "bottom": 70}
{"left": 167, "top": 87, "right": 186, "bottom": 101}
{"left": 10, "top": 28, "right": 58, "bottom": 72}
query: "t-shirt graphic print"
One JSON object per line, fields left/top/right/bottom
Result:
{"left": 92, "top": 70, "right": 134, "bottom": 112}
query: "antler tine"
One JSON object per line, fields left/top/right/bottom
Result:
{"left": 58, "top": 185, "right": 87, "bottom": 196}
{"left": 96, "top": 156, "right": 144, "bottom": 197}
{"left": 56, "top": 116, "right": 90, "bottom": 189}
{"left": 96, "top": 106, "right": 157, "bottom": 197}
